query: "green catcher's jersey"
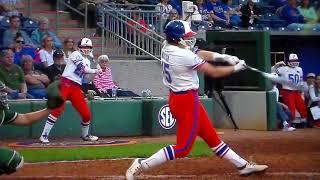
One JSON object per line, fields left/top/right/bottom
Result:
{"left": 0, "top": 107, "right": 18, "bottom": 126}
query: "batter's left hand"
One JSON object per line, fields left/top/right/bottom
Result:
{"left": 223, "top": 54, "right": 241, "bottom": 65}
{"left": 233, "top": 60, "right": 247, "bottom": 73}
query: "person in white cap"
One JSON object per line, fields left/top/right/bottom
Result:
{"left": 272, "top": 53, "right": 308, "bottom": 127}
{"left": 303, "top": 73, "right": 316, "bottom": 104}
{"left": 39, "top": 37, "right": 101, "bottom": 143}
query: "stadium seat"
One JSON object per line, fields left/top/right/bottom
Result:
{"left": 271, "top": 19, "right": 287, "bottom": 29}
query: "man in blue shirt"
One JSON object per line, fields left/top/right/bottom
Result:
{"left": 196, "top": 0, "right": 214, "bottom": 22}
{"left": 280, "top": 0, "right": 304, "bottom": 25}
{"left": 208, "top": 0, "right": 230, "bottom": 27}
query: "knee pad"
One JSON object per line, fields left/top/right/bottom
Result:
{"left": 0, "top": 148, "right": 24, "bottom": 175}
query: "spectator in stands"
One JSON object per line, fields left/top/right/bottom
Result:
{"left": 240, "top": 0, "right": 261, "bottom": 28}
{"left": 298, "top": 0, "right": 318, "bottom": 24}
{"left": 196, "top": 0, "right": 215, "bottom": 23}
{"left": 31, "top": 17, "right": 62, "bottom": 49}
{"left": 0, "top": 0, "right": 24, "bottom": 17}
{"left": 0, "top": 49, "right": 27, "bottom": 99}
{"left": 62, "top": 37, "right": 76, "bottom": 62}
{"left": 169, "top": 0, "right": 182, "bottom": 17}
{"left": 307, "top": 74, "right": 320, "bottom": 128}
{"left": 155, "top": 0, "right": 173, "bottom": 22}
{"left": 127, "top": 12, "right": 149, "bottom": 33}
{"left": 93, "top": 55, "right": 139, "bottom": 97}
{"left": 208, "top": 0, "right": 231, "bottom": 28}
{"left": 39, "top": 35, "right": 54, "bottom": 69}
{"left": 45, "top": 49, "right": 65, "bottom": 83}
{"left": 222, "top": 0, "right": 242, "bottom": 26}
{"left": 127, "top": 12, "right": 149, "bottom": 54}
{"left": 21, "top": 55, "right": 49, "bottom": 99}
{"left": 2, "top": 15, "right": 33, "bottom": 48}
{"left": 163, "top": 9, "right": 179, "bottom": 29}
{"left": 303, "top": 72, "right": 316, "bottom": 105}
{"left": 280, "top": 0, "right": 305, "bottom": 27}
{"left": 12, "top": 33, "right": 41, "bottom": 67}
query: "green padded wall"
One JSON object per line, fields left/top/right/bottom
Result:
{"left": 142, "top": 98, "right": 214, "bottom": 136}
{"left": 1, "top": 98, "right": 213, "bottom": 138}
{"left": 0, "top": 101, "right": 32, "bottom": 139}
{"left": 91, "top": 99, "right": 143, "bottom": 136}
{"left": 205, "top": 31, "right": 272, "bottom": 91}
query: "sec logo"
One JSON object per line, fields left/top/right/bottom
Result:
{"left": 158, "top": 104, "right": 176, "bottom": 129}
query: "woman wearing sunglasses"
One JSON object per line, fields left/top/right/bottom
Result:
{"left": 12, "top": 33, "right": 41, "bottom": 67}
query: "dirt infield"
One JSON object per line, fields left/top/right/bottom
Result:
{"left": 2, "top": 129, "right": 320, "bottom": 180}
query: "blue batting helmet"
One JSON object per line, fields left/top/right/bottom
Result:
{"left": 164, "top": 20, "right": 196, "bottom": 43}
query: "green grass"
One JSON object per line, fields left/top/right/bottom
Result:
{"left": 19, "top": 140, "right": 213, "bottom": 162}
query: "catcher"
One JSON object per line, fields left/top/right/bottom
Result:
{"left": 0, "top": 80, "right": 64, "bottom": 175}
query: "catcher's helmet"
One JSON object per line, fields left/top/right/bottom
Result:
{"left": 164, "top": 20, "right": 196, "bottom": 47}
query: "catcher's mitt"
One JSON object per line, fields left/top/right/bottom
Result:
{"left": 46, "top": 81, "right": 64, "bottom": 109}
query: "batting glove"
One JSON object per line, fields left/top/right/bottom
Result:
{"left": 233, "top": 60, "right": 247, "bottom": 73}
{"left": 223, "top": 54, "right": 241, "bottom": 65}
{"left": 213, "top": 53, "right": 240, "bottom": 65}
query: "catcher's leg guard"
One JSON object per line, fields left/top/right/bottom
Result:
{"left": 0, "top": 147, "right": 24, "bottom": 175}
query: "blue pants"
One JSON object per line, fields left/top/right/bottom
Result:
{"left": 276, "top": 102, "right": 292, "bottom": 124}
{"left": 27, "top": 89, "right": 47, "bottom": 99}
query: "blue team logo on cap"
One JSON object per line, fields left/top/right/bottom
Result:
{"left": 158, "top": 104, "right": 176, "bottom": 130}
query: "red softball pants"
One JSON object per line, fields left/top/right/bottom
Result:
{"left": 50, "top": 78, "right": 91, "bottom": 124}
{"left": 169, "top": 90, "right": 221, "bottom": 158}
{"left": 281, "top": 89, "right": 307, "bottom": 119}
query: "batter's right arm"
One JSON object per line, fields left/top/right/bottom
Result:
{"left": 196, "top": 50, "right": 240, "bottom": 65}
{"left": 197, "top": 60, "right": 246, "bottom": 78}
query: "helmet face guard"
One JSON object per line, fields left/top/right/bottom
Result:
{"left": 164, "top": 20, "right": 197, "bottom": 48}
{"left": 78, "top": 46, "right": 93, "bottom": 56}
{"left": 288, "top": 60, "right": 299, "bottom": 67}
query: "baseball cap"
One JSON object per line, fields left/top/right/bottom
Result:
{"left": 289, "top": 53, "right": 298, "bottom": 60}
{"left": 306, "top": 73, "right": 316, "bottom": 78}
{"left": 53, "top": 49, "right": 64, "bottom": 58}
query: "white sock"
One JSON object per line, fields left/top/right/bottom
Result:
{"left": 212, "top": 141, "right": 247, "bottom": 168}
{"left": 41, "top": 114, "right": 57, "bottom": 138}
{"left": 140, "top": 145, "right": 174, "bottom": 170}
{"left": 81, "top": 122, "right": 90, "bottom": 137}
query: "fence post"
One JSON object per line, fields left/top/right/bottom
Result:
{"left": 84, "top": 3, "right": 88, "bottom": 36}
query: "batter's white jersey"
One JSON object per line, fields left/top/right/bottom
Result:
{"left": 62, "top": 51, "right": 96, "bottom": 85}
{"left": 161, "top": 44, "right": 205, "bottom": 92}
{"left": 275, "top": 66, "right": 303, "bottom": 90}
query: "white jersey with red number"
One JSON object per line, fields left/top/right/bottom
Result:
{"left": 276, "top": 66, "right": 303, "bottom": 90}
{"left": 161, "top": 44, "right": 205, "bottom": 92}
{"left": 62, "top": 51, "right": 92, "bottom": 85}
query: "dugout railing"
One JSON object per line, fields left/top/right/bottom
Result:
{"left": 97, "top": 3, "right": 165, "bottom": 60}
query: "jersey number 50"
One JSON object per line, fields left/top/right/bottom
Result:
{"left": 163, "top": 63, "right": 172, "bottom": 83}
{"left": 288, "top": 74, "right": 300, "bottom": 84}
